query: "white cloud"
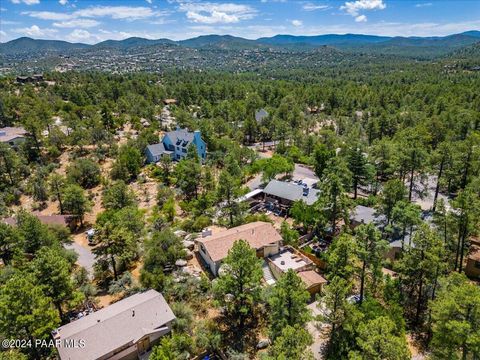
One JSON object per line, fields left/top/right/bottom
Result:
{"left": 146, "top": 0, "right": 152, "bottom": 3}
{"left": 341, "top": 0, "right": 386, "bottom": 21}
{"left": 10, "top": 0, "right": 40, "bottom": 5}
{"left": 291, "top": 19, "right": 303, "bottom": 27}
{"left": 415, "top": 3, "right": 432, "bottom": 7}
{"left": 22, "top": 11, "right": 72, "bottom": 20}
{"left": 0, "top": 19, "right": 21, "bottom": 25}
{"left": 53, "top": 19, "right": 100, "bottom": 28}
{"left": 75, "top": 6, "right": 159, "bottom": 20}
{"left": 302, "top": 3, "right": 330, "bottom": 11}
{"left": 1, "top": 7, "right": 7, "bottom": 11}
{"left": 67, "top": 29, "right": 91, "bottom": 42}
{"left": 179, "top": 2, "right": 256, "bottom": 24}
{"left": 355, "top": 15, "right": 367, "bottom": 22}
{"left": 0, "top": 30, "right": 7, "bottom": 39}
{"left": 59, "top": 0, "right": 68, "bottom": 5}
{"left": 14, "top": 24, "right": 58, "bottom": 37}
{"left": 24, "top": 6, "right": 167, "bottom": 22}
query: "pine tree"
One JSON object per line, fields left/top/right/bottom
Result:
{"left": 268, "top": 269, "right": 311, "bottom": 340}
{"left": 355, "top": 223, "right": 388, "bottom": 305}
{"left": 213, "top": 240, "right": 263, "bottom": 334}
{"left": 430, "top": 273, "right": 480, "bottom": 359}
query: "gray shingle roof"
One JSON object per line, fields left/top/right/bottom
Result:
{"left": 165, "top": 129, "right": 195, "bottom": 148}
{"left": 350, "top": 205, "right": 386, "bottom": 225}
{"left": 146, "top": 143, "right": 168, "bottom": 157}
{"left": 264, "top": 180, "right": 320, "bottom": 205}
{"left": 55, "top": 290, "right": 175, "bottom": 360}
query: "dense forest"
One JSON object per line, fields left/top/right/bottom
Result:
{"left": 0, "top": 50, "right": 480, "bottom": 360}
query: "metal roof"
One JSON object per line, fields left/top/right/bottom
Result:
{"left": 264, "top": 180, "right": 320, "bottom": 205}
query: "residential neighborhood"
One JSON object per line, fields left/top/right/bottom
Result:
{"left": 1, "top": 1, "right": 479, "bottom": 359}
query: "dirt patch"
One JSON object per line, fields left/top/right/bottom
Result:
{"left": 407, "top": 333, "right": 428, "bottom": 359}
{"left": 96, "top": 293, "right": 118, "bottom": 308}
{"left": 266, "top": 213, "right": 291, "bottom": 229}
{"left": 72, "top": 231, "right": 90, "bottom": 248}
{"left": 129, "top": 179, "right": 158, "bottom": 215}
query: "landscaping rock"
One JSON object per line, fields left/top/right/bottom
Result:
{"left": 257, "top": 339, "right": 271, "bottom": 349}
{"left": 175, "top": 259, "right": 188, "bottom": 267}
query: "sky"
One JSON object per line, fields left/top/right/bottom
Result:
{"left": 0, "top": 0, "right": 479, "bottom": 44}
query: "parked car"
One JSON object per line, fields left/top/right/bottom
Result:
{"left": 86, "top": 228, "right": 96, "bottom": 245}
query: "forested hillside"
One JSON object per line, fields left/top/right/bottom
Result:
{"left": 0, "top": 47, "right": 479, "bottom": 360}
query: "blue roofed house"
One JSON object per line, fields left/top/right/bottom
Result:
{"left": 146, "top": 128, "right": 206, "bottom": 164}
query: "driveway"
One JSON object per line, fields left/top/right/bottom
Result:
{"left": 65, "top": 236, "right": 96, "bottom": 277}
{"left": 293, "top": 164, "right": 317, "bottom": 181}
{"left": 307, "top": 301, "right": 329, "bottom": 360}
{"left": 247, "top": 163, "right": 318, "bottom": 191}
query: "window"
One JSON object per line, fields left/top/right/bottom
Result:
{"left": 182, "top": 148, "right": 187, "bottom": 153}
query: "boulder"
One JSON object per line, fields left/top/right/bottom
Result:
{"left": 175, "top": 259, "right": 188, "bottom": 267}
{"left": 257, "top": 339, "right": 271, "bottom": 349}
{"left": 174, "top": 230, "right": 187, "bottom": 237}
{"left": 183, "top": 240, "right": 195, "bottom": 250}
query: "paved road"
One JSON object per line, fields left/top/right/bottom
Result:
{"left": 293, "top": 164, "right": 317, "bottom": 181}
{"left": 65, "top": 242, "right": 96, "bottom": 276}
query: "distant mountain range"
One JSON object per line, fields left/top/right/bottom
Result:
{"left": 1, "top": 30, "right": 480, "bottom": 58}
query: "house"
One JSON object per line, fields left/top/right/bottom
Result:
{"left": 16, "top": 74, "right": 43, "bottom": 83}
{"left": 350, "top": 205, "right": 403, "bottom": 260}
{"left": 349, "top": 205, "right": 426, "bottom": 261}
{"left": 465, "top": 237, "right": 480, "bottom": 279}
{"left": 3, "top": 213, "right": 75, "bottom": 230}
{"left": 298, "top": 270, "right": 328, "bottom": 295}
{"left": 145, "top": 128, "right": 206, "bottom": 163}
{"left": 145, "top": 143, "right": 172, "bottom": 164}
{"left": 196, "top": 221, "right": 282, "bottom": 276}
{"left": 16, "top": 76, "right": 31, "bottom": 84}
{"left": 266, "top": 246, "right": 327, "bottom": 296}
{"left": 54, "top": 290, "right": 175, "bottom": 360}
{"left": 255, "top": 108, "right": 269, "bottom": 123}
{"left": 349, "top": 205, "right": 385, "bottom": 228}
{"left": 0, "top": 127, "right": 28, "bottom": 148}
{"left": 263, "top": 180, "right": 320, "bottom": 207}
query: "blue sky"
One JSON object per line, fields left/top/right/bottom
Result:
{"left": 0, "top": 0, "right": 479, "bottom": 43}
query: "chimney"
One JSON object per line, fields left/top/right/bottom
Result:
{"left": 194, "top": 129, "right": 201, "bottom": 142}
